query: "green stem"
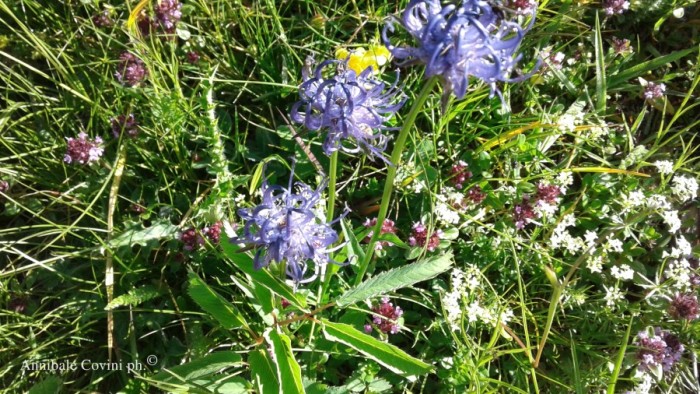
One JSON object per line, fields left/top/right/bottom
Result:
{"left": 354, "top": 77, "right": 438, "bottom": 287}
{"left": 326, "top": 151, "right": 339, "bottom": 222}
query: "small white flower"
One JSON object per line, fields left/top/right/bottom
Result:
{"left": 557, "top": 114, "right": 577, "bottom": 133}
{"left": 646, "top": 195, "right": 671, "bottom": 210}
{"left": 654, "top": 160, "right": 674, "bottom": 175}
{"left": 671, "top": 175, "right": 698, "bottom": 202}
{"left": 588, "top": 255, "right": 604, "bottom": 273}
{"left": 584, "top": 230, "right": 598, "bottom": 249}
{"left": 661, "top": 210, "right": 681, "bottom": 233}
{"left": 604, "top": 285, "right": 624, "bottom": 308}
{"left": 623, "top": 191, "right": 647, "bottom": 208}
{"left": 611, "top": 264, "right": 635, "bottom": 281}
{"left": 436, "top": 201, "right": 460, "bottom": 225}
{"left": 604, "top": 238, "right": 624, "bottom": 253}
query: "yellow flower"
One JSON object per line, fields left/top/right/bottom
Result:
{"left": 335, "top": 44, "right": 391, "bottom": 75}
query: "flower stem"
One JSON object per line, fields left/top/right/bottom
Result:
{"left": 326, "top": 151, "right": 339, "bottom": 222}
{"left": 353, "top": 77, "right": 438, "bottom": 287}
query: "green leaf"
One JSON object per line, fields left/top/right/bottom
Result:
{"left": 264, "top": 328, "right": 306, "bottom": 394}
{"left": 152, "top": 351, "right": 244, "bottom": 383}
{"left": 342, "top": 219, "right": 365, "bottom": 264}
{"left": 608, "top": 46, "right": 697, "bottom": 89}
{"left": 593, "top": 13, "right": 606, "bottom": 114}
{"left": 320, "top": 319, "right": 433, "bottom": 377}
{"left": 108, "top": 219, "right": 178, "bottom": 249}
{"left": 249, "top": 349, "right": 280, "bottom": 394}
{"left": 187, "top": 273, "right": 248, "bottom": 330}
{"left": 105, "top": 285, "right": 159, "bottom": 310}
{"left": 221, "top": 241, "right": 307, "bottom": 310}
{"left": 28, "top": 376, "right": 62, "bottom": 394}
{"left": 335, "top": 252, "right": 454, "bottom": 307}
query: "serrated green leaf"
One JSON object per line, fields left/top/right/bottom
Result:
{"left": 109, "top": 219, "right": 178, "bottom": 249}
{"left": 105, "top": 285, "right": 159, "bottom": 310}
{"left": 187, "top": 273, "right": 248, "bottom": 330}
{"left": 221, "top": 241, "right": 307, "bottom": 310}
{"left": 264, "top": 328, "right": 305, "bottom": 394}
{"left": 335, "top": 252, "right": 453, "bottom": 307}
{"left": 320, "top": 319, "right": 433, "bottom": 377}
{"left": 249, "top": 349, "right": 280, "bottom": 394}
{"left": 152, "top": 351, "right": 244, "bottom": 386}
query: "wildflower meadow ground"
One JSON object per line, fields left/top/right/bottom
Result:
{"left": 1, "top": 0, "right": 699, "bottom": 393}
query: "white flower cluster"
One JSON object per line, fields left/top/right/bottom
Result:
{"left": 443, "top": 267, "right": 512, "bottom": 331}
{"left": 663, "top": 237, "right": 696, "bottom": 290}
{"left": 622, "top": 189, "right": 681, "bottom": 233}
{"left": 554, "top": 171, "right": 574, "bottom": 194}
{"left": 671, "top": 175, "right": 698, "bottom": 202}
{"left": 611, "top": 264, "right": 635, "bottom": 281}
{"left": 550, "top": 214, "right": 584, "bottom": 254}
{"left": 653, "top": 160, "right": 674, "bottom": 175}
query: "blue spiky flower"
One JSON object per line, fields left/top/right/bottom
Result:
{"left": 290, "top": 57, "right": 406, "bottom": 164}
{"left": 232, "top": 162, "right": 342, "bottom": 285}
{"left": 383, "top": 0, "right": 537, "bottom": 105}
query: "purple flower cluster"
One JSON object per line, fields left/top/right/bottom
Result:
{"left": 363, "top": 217, "right": 398, "bottom": 250}
{"left": 180, "top": 222, "right": 223, "bottom": 251}
{"left": 643, "top": 82, "right": 666, "bottom": 100}
{"left": 92, "top": 10, "right": 113, "bottom": 28}
{"left": 115, "top": 52, "right": 148, "bottom": 87}
{"left": 449, "top": 160, "right": 472, "bottom": 189}
{"left": 611, "top": 37, "right": 633, "bottom": 55}
{"left": 535, "top": 182, "right": 561, "bottom": 205}
{"left": 467, "top": 185, "right": 487, "bottom": 204}
{"left": 365, "top": 296, "right": 403, "bottom": 334}
{"left": 155, "top": 0, "right": 182, "bottom": 34}
{"left": 0, "top": 180, "right": 9, "bottom": 193}
{"left": 290, "top": 58, "right": 406, "bottom": 164}
{"left": 513, "top": 197, "right": 536, "bottom": 229}
{"left": 669, "top": 293, "right": 699, "bottom": 320}
{"left": 111, "top": 114, "right": 139, "bottom": 138}
{"left": 636, "top": 328, "right": 684, "bottom": 372}
{"left": 603, "top": 0, "right": 630, "bottom": 15}
{"left": 233, "top": 164, "right": 341, "bottom": 284}
{"left": 383, "top": 0, "right": 537, "bottom": 104}
{"left": 64, "top": 132, "right": 103, "bottom": 165}
{"left": 409, "top": 222, "right": 442, "bottom": 251}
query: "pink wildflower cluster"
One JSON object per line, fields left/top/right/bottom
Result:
{"left": 636, "top": 328, "right": 684, "bottom": 372}
{"left": 64, "top": 132, "right": 103, "bottom": 165}
{"left": 363, "top": 218, "right": 398, "bottom": 250}
{"left": 365, "top": 297, "right": 403, "bottom": 335}
{"left": 449, "top": 161, "right": 472, "bottom": 189}
{"left": 513, "top": 182, "right": 562, "bottom": 229}
{"left": 115, "top": 52, "right": 148, "bottom": 87}
{"left": 408, "top": 222, "right": 442, "bottom": 251}
{"left": 180, "top": 222, "right": 222, "bottom": 251}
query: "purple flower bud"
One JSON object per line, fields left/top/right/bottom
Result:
{"left": 92, "top": 10, "right": 113, "bottom": 28}
{"left": 115, "top": 52, "right": 148, "bottom": 87}
{"left": 180, "top": 227, "right": 205, "bottom": 251}
{"left": 383, "top": 0, "right": 538, "bottom": 106}
{"left": 64, "top": 132, "right": 103, "bottom": 165}
{"left": 467, "top": 185, "right": 487, "bottom": 204}
{"left": 155, "top": 0, "right": 182, "bottom": 34}
{"left": 111, "top": 114, "right": 139, "bottom": 138}
{"left": 513, "top": 197, "right": 536, "bottom": 229}
{"left": 409, "top": 222, "right": 442, "bottom": 251}
{"left": 232, "top": 162, "right": 343, "bottom": 285}
{"left": 611, "top": 37, "right": 633, "bottom": 55}
{"left": 363, "top": 217, "right": 398, "bottom": 250}
{"left": 603, "top": 0, "right": 630, "bottom": 15}
{"left": 364, "top": 324, "right": 373, "bottom": 333}
{"left": 643, "top": 82, "right": 666, "bottom": 100}
{"left": 669, "top": 293, "right": 699, "bottom": 321}
{"left": 449, "top": 160, "right": 472, "bottom": 189}
{"left": 290, "top": 57, "right": 406, "bottom": 164}
{"left": 0, "top": 180, "right": 8, "bottom": 193}
{"left": 370, "top": 297, "right": 403, "bottom": 334}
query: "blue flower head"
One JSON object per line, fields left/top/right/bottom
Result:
{"left": 233, "top": 162, "right": 342, "bottom": 285}
{"left": 290, "top": 57, "right": 406, "bottom": 165}
{"left": 383, "top": 0, "right": 537, "bottom": 105}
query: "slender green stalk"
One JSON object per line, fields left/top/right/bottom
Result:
{"left": 326, "top": 151, "right": 339, "bottom": 222}
{"left": 354, "top": 77, "right": 438, "bottom": 287}
{"left": 607, "top": 314, "right": 634, "bottom": 394}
